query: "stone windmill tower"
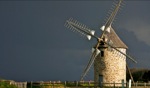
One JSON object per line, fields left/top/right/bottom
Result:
{"left": 94, "top": 27, "right": 128, "bottom": 86}
{"left": 64, "top": 0, "right": 137, "bottom": 87}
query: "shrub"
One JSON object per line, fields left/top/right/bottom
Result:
{"left": 0, "top": 81, "right": 18, "bottom": 88}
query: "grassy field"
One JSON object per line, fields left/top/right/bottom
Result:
{"left": 0, "top": 81, "right": 17, "bottom": 88}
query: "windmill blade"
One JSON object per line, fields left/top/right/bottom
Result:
{"left": 80, "top": 48, "right": 100, "bottom": 81}
{"left": 105, "top": 0, "right": 123, "bottom": 27}
{"left": 103, "top": 41, "right": 137, "bottom": 63}
{"left": 65, "top": 18, "right": 99, "bottom": 40}
{"left": 126, "top": 64, "right": 135, "bottom": 85}
{"left": 100, "top": 0, "right": 123, "bottom": 39}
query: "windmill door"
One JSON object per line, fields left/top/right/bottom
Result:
{"left": 99, "top": 75, "right": 103, "bottom": 87}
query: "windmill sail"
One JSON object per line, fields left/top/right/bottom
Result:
{"left": 65, "top": 18, "right": 99, "bottom": 40}
{"left": 80, "top": 48, "right": 100, "bottom": 81}
{"left": 100, "top": 0, "right": 123, "bottom": 39}
{"left": 104, "top": 40, "right": 137, "bottom": 63}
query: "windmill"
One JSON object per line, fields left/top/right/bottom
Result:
{"left": 64, "top": 0, "right": 137, "bottom": 87}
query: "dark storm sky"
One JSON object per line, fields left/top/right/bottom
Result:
{"left": 0, "top": 0, "right": 150, "bottom": 82}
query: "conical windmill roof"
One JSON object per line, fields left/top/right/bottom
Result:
{"left": 104, "top": 27, "right": 128, "bottom": 49}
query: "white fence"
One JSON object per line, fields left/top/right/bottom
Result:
{"left": 133, "top": 82, "right": 150, "bottom": 87}
{"left": 7, "top": 80, "right": 150, "bottom": 88}
{"left": 10, "top": 81, "right": 27, "bottom": 88}
{"left": 28, "top": 81, "right": 150, "bottom": 88}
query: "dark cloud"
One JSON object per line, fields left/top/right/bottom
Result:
{"left": 0, "top": 1, "right": 149, "bottom": 81}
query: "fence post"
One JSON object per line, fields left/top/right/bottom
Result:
{"left": 24, "top": 82, "right": 27, "bottom": 88}
{"left": 129, "top": 79, "right": 131, "bottom": 88}
{"left": 64, "top": 81, "right": 66, "bottom": 88}
{"left": 144, "top": 82, "right": 146, "bottom": 87}
{"left": 53, "top": 81, "right": 55, "bottom": 88}
{"left": 98, "top": 80, "right": 102, "bottom": 88}
{"left": 122, "top": 79, "right": 124, "bottom": 88}
{"left": 136, "top": 82, "right": 137, "bottom": 87}
{"left": 88, "top": 81, "right": 90, "bottom": 86}
{"left": 42, "top": 81, "right": 45, "bottom": 88}
{"left": 113, "top": 82, "right": 115, "bottom": 88}
{"left": 76, "top": 81, "right": 78, "bottom": 87}
{"left": 30, "top": 81, "right": 32, "bottom": 88}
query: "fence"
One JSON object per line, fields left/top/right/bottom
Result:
{"left": 27, "top": 81, "right": 150, "bottom": 88}
{"left": 133, "top": 82, "right": 150, "bottom": 88}
{"left": 10, "top": 81, "right": 27, "bottom": 88}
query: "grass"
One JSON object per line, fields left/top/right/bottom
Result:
{"left": 0, "top": 81, "right": 17, "bottom": 88}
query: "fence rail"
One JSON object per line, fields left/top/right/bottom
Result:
{"left": 27, "top": 81, "right": 150, "bottom": 88}
{"left": 10, "top": 81, "right": 27, "bottom": 88}
{"left": 133, "top": 82, "right": 150, "bottom": 86}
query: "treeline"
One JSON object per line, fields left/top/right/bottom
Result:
{"left": 127, "top": 68, "right": 150, "bottom": 82}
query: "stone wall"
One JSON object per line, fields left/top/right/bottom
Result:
{"left": 94, "top": 48, "right": 126, "bottom": 87}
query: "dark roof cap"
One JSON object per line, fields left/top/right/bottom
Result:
{"left": 104, "top": 27, "right": 128, "bottom": 49}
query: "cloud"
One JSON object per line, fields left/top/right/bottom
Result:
{"left": 123, "top": 18, "right": 150, "bottom": 46}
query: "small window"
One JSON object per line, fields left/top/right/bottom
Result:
{"left": 100, "top": 41, "right": 104, "bottom": 45}
{"left": 101, "top": 51, "right": 104, "bottom": 57}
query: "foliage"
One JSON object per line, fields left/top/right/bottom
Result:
{"left": 0, "top": 81, "right": 17, "bottom": 88}
{"left": 127, "top": 68, "right": 150, "bottom": 82}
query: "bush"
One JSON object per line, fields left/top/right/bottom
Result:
{"left": 0, "top": 81, "right": 18, "bottom": 88}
